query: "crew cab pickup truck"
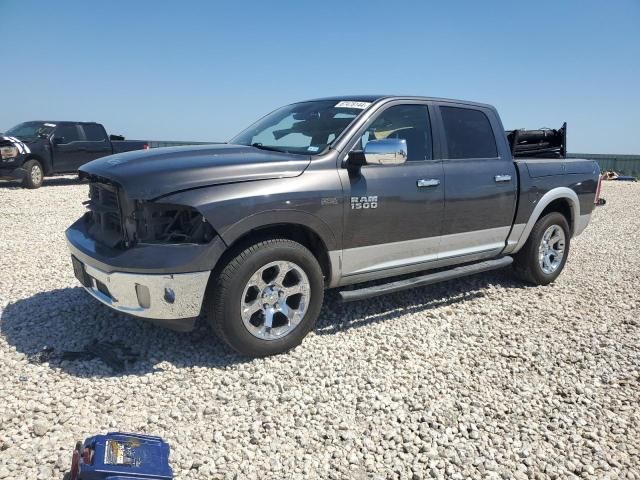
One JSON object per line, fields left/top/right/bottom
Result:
{"left": 65, "top": 96, "right": 602, "bottom": 356}
{"left": 0, "top": 121, "right": 148, "bottom": 188}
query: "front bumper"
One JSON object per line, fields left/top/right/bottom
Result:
{"left": 72, "top": 256, "right": 210, "bottom": 320}
{"left": 66, "top": 219, "right": 216, "bottom": 322}
{"left": 65, "top": 211, "right": 227, "bottom": 324}
{"left": 0, "top": 165, "right": 27, "bottom": 180}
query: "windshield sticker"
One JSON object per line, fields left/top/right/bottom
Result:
{"left": 307, "top": 146, "right": 319, "bottom": 152}
{"left": 335, "top": 101, "right": 371, "bottom": 109}
{"left": 44, "top": 123, "right": 57, "bottom": 127}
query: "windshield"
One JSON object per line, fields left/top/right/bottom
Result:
{"left": 5, "top": 121, "right": 56, "bottom": 138}
{"left": 230, "top": 100, "right": 369, "bottom": 155}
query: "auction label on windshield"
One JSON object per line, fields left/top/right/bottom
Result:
{"left": 335, "top": 101, "right": 371, "bottom": 109}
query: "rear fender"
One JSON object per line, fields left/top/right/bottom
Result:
{"left": 505, "top": 187, "right": 579, "bottom": 254}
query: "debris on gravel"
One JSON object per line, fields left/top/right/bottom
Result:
{"left": 0, "top": 178, "right": 639, "bottom": 479}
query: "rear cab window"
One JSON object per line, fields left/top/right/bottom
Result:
{"left": 81, "top": 124, "right": 107, "bottom": 142}
{"left": 439, "top": 106, "right": 497, "bottom": 159}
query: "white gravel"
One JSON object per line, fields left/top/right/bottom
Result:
{"left": 0, "top": 177, "right": 639, "bottom": 480}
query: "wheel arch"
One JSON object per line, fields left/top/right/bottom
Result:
{"left": 24, "top": 154, "right": 51, "bottom": 175}
{"left": 508, "top": 187, "right": 579, "bottom": 254}
{"left": 215, "top": 211, "right": 337, "bottom": 286}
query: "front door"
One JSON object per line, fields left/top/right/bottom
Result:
{"left": 52, "top": 124, "right": 91, "bottom": 172}
{"left": 437, "top": 104, "right": 517, "bottom": 260}
{"left": 340, "top": 103, "right": 445, "bottom": 278}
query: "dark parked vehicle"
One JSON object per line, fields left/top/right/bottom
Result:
{"left": 0, "top": 121, "right": 148, "bottom": 188}
{"left": 66, "top": 96, "right": 603, "bottom": 356}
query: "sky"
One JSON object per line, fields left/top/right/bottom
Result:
{"left": 1, "top": 0, "right": 639, "bottom": 154}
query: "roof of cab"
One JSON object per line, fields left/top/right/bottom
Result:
{"left": 305, "top": 95, "right": 494, "bottom": 109}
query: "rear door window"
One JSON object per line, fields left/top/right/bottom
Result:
{"left": 82, "top": 124, "right": 106, "bottom": 142}
{"left": 440, "top": 106, "right": 497, "bottom": 159}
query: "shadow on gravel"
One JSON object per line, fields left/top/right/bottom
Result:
{"left": 316, "top": 267, "right": 527, "bottom": 335}
{"left": 0, "top": 177, "right": 84, "bottom": 189}
{"left": 1, "top": 269, "right": 527, "bottom": 377}
{"left": 0, "top": 287, "right": 245, "bottom": 378}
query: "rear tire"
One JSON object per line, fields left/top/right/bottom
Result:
{"left": 513, "top": 212, "right": 570, "bottom": 285}
{"left": 22, "top": 159, "right": 44, "bottom": 189}
{"left": 207, "top": 238, "right": 324, "bottom": 356}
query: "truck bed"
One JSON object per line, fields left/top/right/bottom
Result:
{"left": 112, "top": 139, "right": 149, "bottom": 154}
{"left": 515, "top": 157, "right": 597, "bottom": 178}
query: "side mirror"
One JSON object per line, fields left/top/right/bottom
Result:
{"left": 363, "top": 138, "right": 407, "bottom": 165}
{"left": 53, "top": 136, "right": 65, "bottom": 145}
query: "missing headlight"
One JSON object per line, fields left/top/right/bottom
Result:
{"left": 134, "top": 202, "right": 215, "bottom": 244}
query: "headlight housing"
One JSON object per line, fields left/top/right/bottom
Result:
{"left": 0, "top": 146, "right": 19, "bottom": 160}
{"left": 132, "top": 202, "right": 216, "bottom": 244}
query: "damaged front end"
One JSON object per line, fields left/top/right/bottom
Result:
{"left": 66, "top": 174, "right": 227, "bottom": 326}
{"left": 83, "top": 177, "right": 216, "bottom": 249}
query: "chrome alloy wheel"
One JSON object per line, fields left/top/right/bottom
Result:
{"left": 538, "top": 224, "right": 566, "bottom": 275}
{"left": 31, "top": 164, "right": 42, "bottom": 184}
{"left": 240, "top": 260, "right": 311, "bottom": 340}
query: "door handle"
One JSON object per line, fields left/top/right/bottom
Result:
{"left": 495, "top": 175, "right": 512, "bottom": 183}
{"left": 417, "top": 179, "right": 440, "bottom": 188}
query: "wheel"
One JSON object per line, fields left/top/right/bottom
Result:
{"left": 22, "top": 159, "right": 44, "bottom": 189}
{"left": 207, "top": 238, "right": 324, "bottom": 356}
{"left": 513, "top": 212, "right": 570, "bottom": 285}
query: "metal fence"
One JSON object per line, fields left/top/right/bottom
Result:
{"left": 147, "top": 140, "right": 220, "bottom": 148}
{"left": 146, "top": 141, "right": 640, "bottom": 177}
{"left": 568, "top": 153, "right": 640, "bottom": 177}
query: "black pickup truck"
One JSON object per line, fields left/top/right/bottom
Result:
{"left": 0, "top": 121, "right": 148, "bottom": 188}
{"left": 65, "top": 96, "right": 603, "bottom": 356}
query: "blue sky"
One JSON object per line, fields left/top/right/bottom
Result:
{"left": 1, "top": 0, "right": 638, "bottom": 153}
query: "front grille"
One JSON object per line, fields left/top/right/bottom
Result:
{"left": 85, "top": 182, "right": 125, "bottom": 248}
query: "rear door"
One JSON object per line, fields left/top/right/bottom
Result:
{"left": 80, "top": 123, "right": 113, "bottom": 162}
{"left": 51, "top": 123, "right": 87, "bottom": 172}
{"left": 435, "top": 104, "right": 517, "bottom": 260}
{"left": 340, "top": 102, "right": 445, "bottom": 278}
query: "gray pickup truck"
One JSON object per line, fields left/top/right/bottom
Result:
{"left": 65, "top": 96, "right": 602, "bottom": 356}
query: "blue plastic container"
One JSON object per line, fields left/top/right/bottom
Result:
{"left": 72, "top": 432, "right": 173, "bottom": 480}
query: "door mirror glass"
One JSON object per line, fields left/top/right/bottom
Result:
{"left": 363, "top": 138, "right": 407, "bottom": 165}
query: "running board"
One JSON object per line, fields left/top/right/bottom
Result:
{"left": 339, "top": 256, "right": 513, "bottom": 302}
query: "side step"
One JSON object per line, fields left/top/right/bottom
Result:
{"left": 339, "top": 256, "right": 513, "bottom": 302}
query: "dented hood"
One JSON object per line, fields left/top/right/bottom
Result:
{"left": 79, "top": 144, "right": 311, "bottom": 199}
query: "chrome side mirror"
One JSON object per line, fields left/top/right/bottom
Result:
{"left": 363, "top": 138, "right": 407, "bottom": 165}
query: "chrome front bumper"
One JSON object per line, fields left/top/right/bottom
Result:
{"left": 76, "top": 260, "right": 211, "bottom": 320}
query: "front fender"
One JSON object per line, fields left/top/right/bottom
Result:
{"left": 220, "top": 209, "right": 338, "bottom": 251}
{"left": 158, "top": 174, "right": 343, "bottom": 255}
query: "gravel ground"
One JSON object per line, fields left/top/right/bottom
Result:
{"left": 0, "top": 178, "right": 638, "bottom": 480}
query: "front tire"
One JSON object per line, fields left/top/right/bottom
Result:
{"left": 513, "top": 212, "right": 570, "bottom": 285}
{"left": 22, "top": 159, "right": 44, "bottom": 189}
{"left": 207, "top": 238, "right": 324, "bottom": 356}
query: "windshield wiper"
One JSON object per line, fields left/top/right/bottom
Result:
{"left": 251, "top": 142, "right": 288, "bottom": 153}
